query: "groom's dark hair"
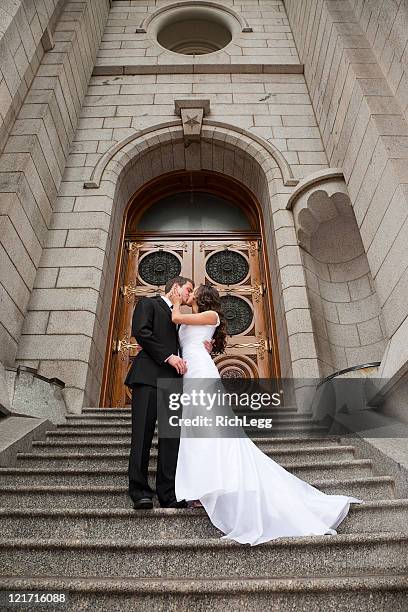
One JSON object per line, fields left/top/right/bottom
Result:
{"left": 165, "top": 276, "right": 195, "bottom": 294}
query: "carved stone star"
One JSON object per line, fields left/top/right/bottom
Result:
{"left": 184, "top": 114, "right": 200, "bottom": 127}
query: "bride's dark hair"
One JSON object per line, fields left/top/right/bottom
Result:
{"left": 195, "top": 284, "right": 227, "bottom": 355}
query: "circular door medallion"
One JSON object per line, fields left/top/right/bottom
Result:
{"left": 221, "top": 366, "right": 247, "bottom": 378}
{"left": 220, "top": 295, "right": 253, "bottom": 336}
{"left": 138, "top": 251, "right": 181, "bottom": 286}
{"left": 206, "top": 250, "right": 249, "bottom": 285}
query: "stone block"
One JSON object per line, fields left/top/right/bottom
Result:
{"left": 29, "top": 288, "right": 99, "bottom": 312}
{"left": 345, "top": 340, "right": 385, "bottom": 366}
{"left": 47, "top": 310, "right": 95, "bottom": 336}
{"left": 21, "top": 311, "right": 49, "bottom": 335}
{"left": 57, "top": 267, "right": 102, "bottom": 291}
{"left": 0, "top": 280, "right": 25, "bottom": 343}
{"left": 280, "top": 265, "right": 307, "bottom": 290}
{"left": 288, "top": 332, "right": 318, "bottom": 361}
{"left": 286, "top": 308, "right": 314, "bottom": 335}
{"left": 337, "top": 294, "right": 382, "bottom": 325}
{"left": 33, "top": 268, "right": 58, "bottom": 289}
{"left": 38, "top": 360, "right": 88, "bottom": 390}
{"left": 74, "top": 195, "right": 114, "bottom": 214}
{"left": 46, "top": 229, "right": 66, "bottom": 247}
{"left": 40, "top": 247, "right": 105, "bottom": 269}
{"left": 326, "top": 320, "right": 360, "bottom": 348}
{"left": 282, "top": 286, "right": 309, "bottom": 311}
{"left": 381, "top": 266, "right": 408, "bottom": 337}
{"left": 357, "top": 317, "right": 384, "bottom": 346}
{"left": 319, "top": 279, "right": 350, "bottom": 303}
{"left": 329, "top": 254, "right": 369, "bottom": 282}
{"left": 366, "top": 186, "right": 408, "bottom": 278}
{"left": 17, "top": 333, "right": 92, "bottom": 361}
{"left": 52, "top": 212, "right": 110, "bottom": 232}
{"left": 348, "top": 275, "right": 372, "bottom": 301}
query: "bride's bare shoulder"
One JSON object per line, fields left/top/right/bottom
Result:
{"left": 206, "top": 310, "right": 219, "bottom": 325}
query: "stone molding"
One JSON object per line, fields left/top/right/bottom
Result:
{"left": 92, "top": 64, "right": 305, "bottom": 77}
{"left": 137, "top": 1, "right": 253, "bottom": 34}
{"left": 83, "top": 120, "right": 299, "bottom": 190}
{"left": 286, "top": 168, "right": 345, "bottom": 210}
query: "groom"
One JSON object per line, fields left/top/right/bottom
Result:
{"left": 125, "top": 276, "right": 196, "bottom": 509}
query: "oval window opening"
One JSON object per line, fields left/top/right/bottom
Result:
{"left": 157, "top": 17, "right": 232, "bottom": 55}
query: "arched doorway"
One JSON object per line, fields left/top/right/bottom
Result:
{"left": 101, "top": 170, "right": 280, "bottom": 407}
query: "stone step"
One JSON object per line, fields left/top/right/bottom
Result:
{"left": 79, "top": 409, "right": 305, "bottom": 419}
{"left": 0, "top": 500, "right": 406, "bottom": 541}
{"left": 32, "top": 441, "right": 357, "bottom": 464}
{"left": 3, "top": 459, "right": 374, "bottom": 486}
{"left": 45, "top": 430, "right": 343, "bottom": 447}
{"left": 0, "top": 477, "right": 395, "bottom": 508}
{"left": 1, "top": 575, "right": 406, "bottom": 611}
{"left": 64, "top": 416, "right": 315, "bottom": 428}
{"left": 1, "top": 533, "right": 406, "bottom": 579}
{"left": 82, "top": 407, "right": 300, "bottom": 414}
{"left": 15, "top": 451, "right": 373, "bottom": 476}
{"left": 55, "top": 422, "right": 329, "bottom": 436}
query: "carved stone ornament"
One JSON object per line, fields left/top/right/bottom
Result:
{"left": 175, "top": 99, "right": 210, "bottom": 146}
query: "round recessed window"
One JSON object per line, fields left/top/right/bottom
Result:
{"left": 157, "top": 17, "right": 232, "bottom": 55}
{"left": 149, "top": 5, "right": 239, "bottom": 56}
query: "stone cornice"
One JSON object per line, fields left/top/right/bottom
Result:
{"left": 92, "top": 63, "right": 305, "bottom": 77}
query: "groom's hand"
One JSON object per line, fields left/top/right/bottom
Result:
{"left": 204, "top": 340, "right": 214, "bottom": 354}
{"left": 167, "top": 355, "right": 188, "bottom": 375}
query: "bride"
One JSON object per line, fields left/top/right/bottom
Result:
{"left": 169, "top": 283, "right": 362, "bottom": 546}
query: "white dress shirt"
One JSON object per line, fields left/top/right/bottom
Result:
{"left": 161, "top": 295, "right": 173, "bottom": 310}
{"left": 161, "top": 295, "right": 176, "bottom": 362}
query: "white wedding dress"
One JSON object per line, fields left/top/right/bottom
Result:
{"left": 175, "top": 316, "right": 362, "bottom": 545}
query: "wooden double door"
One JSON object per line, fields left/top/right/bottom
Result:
{"left": 104, "top": 235, "right": 278, "bottom": 407}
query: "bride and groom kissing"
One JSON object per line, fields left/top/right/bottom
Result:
{"left": 125, "top": 276, "right": 361, "bottom": 546}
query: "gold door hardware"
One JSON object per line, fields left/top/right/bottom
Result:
{"left": 120, "top": 284, "right": 162, "bottom": 302}
{"left": 127, "top": 241, "right": 188, "bottom": 253}
{"left": 228, "top": 334, "right": 271, "bottom": 360}
{"left": 113, "top": 335, "right": 140, "bottom": 359}
{"left": 222, "top": 283, "right": 265, "bottom": 302}
{"left": 200, "top": 241, "right": 259, "bottom": 254}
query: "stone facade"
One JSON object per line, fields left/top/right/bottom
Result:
{"left": 0, "top": 0, "right": 406, "bottom": 417}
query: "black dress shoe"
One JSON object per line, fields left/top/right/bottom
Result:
{"left": 163, "top": 499, "right": 188, "bottom": 508}
{"left": 133, "top": 497, "right": 153, "bottom": 510}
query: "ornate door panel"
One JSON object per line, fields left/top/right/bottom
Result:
{"left": 106, "top": 237, "right": 275, "bottom": 407}
{"left": 194, "top": 239, "right": 273, "bottom": 379}
{"left": 109, "top": 240, "right": 193, "bottom": 407}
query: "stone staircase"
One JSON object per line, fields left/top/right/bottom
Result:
{"left": 0, "top": 407, "right": 407, "bottom": 610}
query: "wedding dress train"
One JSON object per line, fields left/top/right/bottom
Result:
{"left": 175, "top": 316, "right": 362, "bottom": 545}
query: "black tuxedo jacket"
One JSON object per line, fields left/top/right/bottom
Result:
{"left": 124, "top": 296, "right": 180, "bottom": 388}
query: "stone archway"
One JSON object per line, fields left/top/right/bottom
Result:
{"left": 17, "top": 122, "right": 319, "bottom": 412}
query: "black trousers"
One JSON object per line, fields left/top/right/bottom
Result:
{"left": 128, "top": 384, "right": 180, "bottom": 506}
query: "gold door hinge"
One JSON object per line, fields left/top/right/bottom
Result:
{"left": 200, "top": 241, "right": 259, "bottom": 253}
{"left": 228, "top": 333, "right": 271, "bottom": 360}
{"left": 221, "top": 283, "right": 265, "bottom": 302}
{"left": 113, "top": 335, "right": 140, "bottom": 359}
{"left": 128, "top": 241, "right": 188, "bottom": 253}
{"left": 120, "top": 284, "right": 163, "bottom": 302}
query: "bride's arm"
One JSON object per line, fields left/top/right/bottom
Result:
{"left": 172, "top": 304, "right": 218, "bottom": 326}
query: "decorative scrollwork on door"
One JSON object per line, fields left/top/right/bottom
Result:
{"left": 138, "top": 251, "right": 181, "bottom": 286}
{"left": 206, "top": 249, "right": 250, "bottom": 285}
{"left": 220, "top": 295, "right": 253, "bottom": 336}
